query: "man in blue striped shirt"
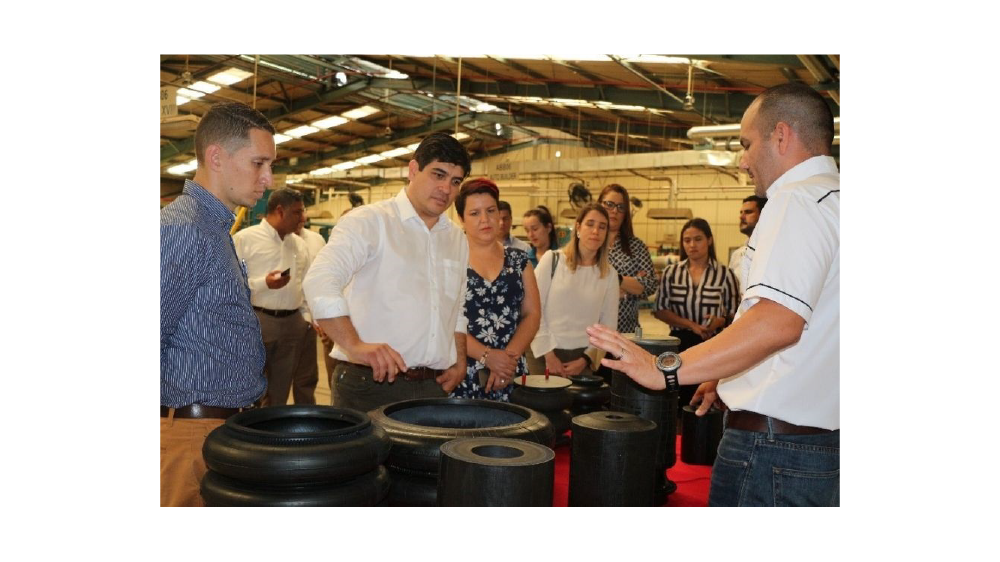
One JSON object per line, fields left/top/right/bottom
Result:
{"left": 160, "top": 101, "right": 275, "bottom": 506}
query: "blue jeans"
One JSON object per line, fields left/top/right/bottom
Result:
{"left": 708, "top": 414, "right": 840, "bottom": 507}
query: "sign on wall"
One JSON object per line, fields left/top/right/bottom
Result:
{"left": 161, "top": 86, "right": 178, "bottom": 118}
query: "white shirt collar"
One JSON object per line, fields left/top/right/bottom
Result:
{"left": 766, "top": 155, "right": 839, "bottom": 198}
{"left": 259, "top": 216, "right": 284, "bottom": 242}
{"left": 392, "top": 188, "right": 453, "bottom": 233}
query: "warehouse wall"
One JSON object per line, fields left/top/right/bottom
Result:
{"left": 304, "top": 141, "right": 754, "bottom": 267}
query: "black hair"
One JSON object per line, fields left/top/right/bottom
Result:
{"left": 523, "top": 205, "right": 558, "bottom": 250}
{"left": 598, "top": 183, "right": 635, "bottom": 257}
{"left": 742, "top": 195, "right": 768, "bottom": 212}
{"left": 413, "top": 132, "right": 471, "bottom": 177}
{"left": 497, "top": 200, "right": 512, "bottom": 214}
{"left": 679, "top": 218, "right": 716, "bottom": 262}
{"left": 265, "top": 188, "right": 303, "bottom": 214}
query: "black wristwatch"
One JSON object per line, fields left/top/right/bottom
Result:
{"left": 655, "top": 351, "right": 681, "bottom": 392}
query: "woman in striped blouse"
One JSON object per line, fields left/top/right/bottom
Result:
{"left": 653, "top": 218, "right": 739, "bottom": 405}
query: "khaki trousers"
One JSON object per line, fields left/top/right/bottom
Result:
{"left": 160, "top": 415, "right": 224, "bottom": 507}
{"left": 255, "top": 310, "right": 309, "bottom": 406}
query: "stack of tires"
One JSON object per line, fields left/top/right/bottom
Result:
{"left": 200, "top": 405, "right": 391, "bottom": 507}
{"left": 368, "top": 398, "right": 555, "bottom": 506}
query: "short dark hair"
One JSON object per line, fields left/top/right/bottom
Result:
{"left": 413, "top": 132, "right": 471, "bottom": 177}
{"left": 195, "top": 101, "right": 276, "bottom": 163}
{"left": 497, "top": 200, "right": 512, "bottom": 214}
{"left": 754, "top": 83, "right": 834, "bottom": 155}
{"left": 742, "top": 195, "right": 768, "bottom": 211}
{"left": 455, "top": 178, "right": 499, "bottom": 218}
{"left": 598, "top": 183, "right": 636, "bottom": 257}
{"left": 265, "top": 188, "right": 303, "bottom": 214}
{"left": 679, "top": 217, "right": 717, "bottom": 262}
{"left": 524, "top": 205, "right": 558, "bottom": 250}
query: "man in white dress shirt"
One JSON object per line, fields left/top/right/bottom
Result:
{"left": 303, "top": 132, "right": 471, "bottom": 412}
{"left": 587, "top": 83, "right": 839, "bottom": 506}
{"left": 288, "top": 217, "right": 328, "bottom": 405}
{"left": 233, "top": 188, "right": 310, "bottom": 406}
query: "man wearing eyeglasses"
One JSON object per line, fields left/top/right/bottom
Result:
{"left": 303, "top": 132, "right": 471, "bottom": 412}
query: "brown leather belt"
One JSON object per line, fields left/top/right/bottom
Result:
{"left": 726, "top": 410, "right": 833, "bottom": 435}
{"left": 160, "top": 403, "right": 255, "bottom": 420}
{"left": 253, "top": 306, "right": 299, "bottom": 318}
{"left": 344, "top": 362, "right": 442, "bottom": 381}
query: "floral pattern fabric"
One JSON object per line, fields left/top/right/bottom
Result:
{"left": 451, "top": 247, "right": 529, "bottom": 401}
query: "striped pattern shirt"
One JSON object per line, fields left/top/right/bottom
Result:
{"left": 160, "top": 180, "right": 266, "bottom": 408}
{"left": 654, "top": 257, "right": 740, "bottom": 329}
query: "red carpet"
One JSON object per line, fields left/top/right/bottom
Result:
{"left": 551, "top": 434, "right": 713, "bottom": 507}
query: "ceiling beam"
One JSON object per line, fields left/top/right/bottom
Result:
{"left": 682, "top": 55, "right": 806, "bottom": 67}
{"left": 369, "top": 77, "right": 759, "bottom": 116}
{"left": 160, "top": 79, "right": 372, "bottom": 162}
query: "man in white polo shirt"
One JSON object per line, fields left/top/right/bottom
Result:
{"left": 586, "top": 82, "right": 839, "bottom": 506}
{"left": 302, "top": 132, "right": 470, "bottom": 413}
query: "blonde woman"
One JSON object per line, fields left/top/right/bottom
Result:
{"left": 529, "top": 203, "right": 619, "bottom": 377}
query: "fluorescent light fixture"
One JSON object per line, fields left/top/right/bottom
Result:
{"left": 623, "top": 55, "right": 692, "bottom": 65}
{"left": 475, "top": 103, "right": 500, "bottom": 112}
{"left": 606, "top": 104, "right": 649, "bottom": 111}
{"left": 176, "top": 95, "right": 191, "bottom": 106}
{"left": 555, "top": 150, "right": 561, "bottom": 158}
{"left": 405, "top": 142, "right": 421, "bottom": 151}
{"left": 207, "top": 68, "right": 254, "bottom": 86}
{"left": 309, "top": 167, "right": 333, "bottom": 175}
{"left": 495, "top": 123, "right": 503, "bottom": 131}
{"left": 274, "top": 134, "right": 293, "bottom": 144}
{"left": 341, "top": 105, "right": 379, "bottom": 120}
{"left": 177, "top": 87, "right": 206, "bottom": 101}
{"left": 332, "top": 161, "right": 359, "bottom": 171}
{"left": 490, "top": 54, "right": 547, "bottom": 60}
{"left": 335, "top": 72, "right": 347, "bottom": 86}
{"left": 384, "top": 70, "right": 410, "bottom": 79}
{"left": 167, "top": 159, "right": 198, "bottom": 175}
{"left": 550, "top": 98, "right": 592, "bottom": 107}
{"left": 548, "top": 55, "right": 610, "bottom": 62}
{"left": 356, "top": 154, "right": 386, "bottom": 164}
{"left": 380, "top": 147, "right": 412, "bottom": 158}
{"left": 311, "top": 115, "right": 349, "bottom": 129}
{"left": 190, "top": 81, "right": 221, "bottom": 94}
{"left": 284, "top": 125, "right": 320, "bottom": 138}
{"left": 452, "top": 132, "right": 470, "bottom": 141}
{"left": 286, "top": 178, "right": 302, "bottom": 184}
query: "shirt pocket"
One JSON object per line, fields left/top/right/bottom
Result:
{"left": 699, "top": 286, "right": 723, "bottom": 309}
{"left": 668, "top": 283, "right": 688, "bottom": 305}
{"left": 442, "top": 258, "right": 465, "bottom": 298}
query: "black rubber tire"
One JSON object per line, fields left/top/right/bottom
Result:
{"left": 386, "top": 469, "right": 438, "bottom": 507}
{"left": 203, "top": 405, "right": 391, "bottom": 486}
{"left": 438, "top": 437, "right": 555, "bottom": 506}
{"left": 201, "top": 466, "right": 390, "bottom": 507}
{"left": 509, "top": 386, "right": 573, "bottom": 412}
{"left": 368, "top": 398, "right": 555, "bottom": 475}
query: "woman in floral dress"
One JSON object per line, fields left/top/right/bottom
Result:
{"left": 451, "top": 178, "right": 541, "bottom": 401}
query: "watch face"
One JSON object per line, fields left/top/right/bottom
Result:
{"left": 657, "top": 352, "right": 680, "bottom": 371}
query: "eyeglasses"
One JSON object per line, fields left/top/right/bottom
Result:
{"left": 601, "top": 200, "right": 627, "bottom": 213}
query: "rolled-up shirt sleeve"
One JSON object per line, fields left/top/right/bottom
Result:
{"left": 742, "top": 191, "right": 837, "bottom": 326}
{"left": 302, "top": 211, "right": 379, "bottom": 320}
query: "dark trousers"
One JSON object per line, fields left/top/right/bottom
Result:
{"left": 256, "top": 311, "right": 309, "bottom": 406}
{"left": 291, "top": 324, "right": 319, "bottom": 405}
{"left": 331, "top": 362, "right": 447, "bottom": 414}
